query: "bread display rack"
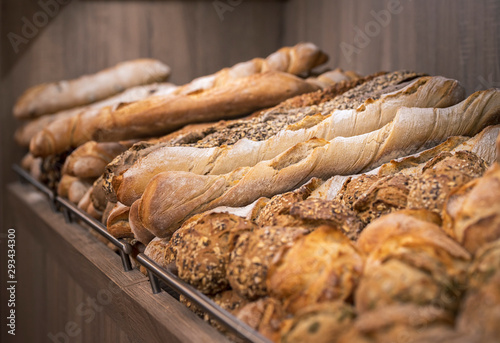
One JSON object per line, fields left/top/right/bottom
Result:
{"left": 11, "top": 163, "right": 272, "bottom": 343}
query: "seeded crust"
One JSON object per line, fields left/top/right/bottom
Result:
{"left": 175, "top": 212, "right": 256, "bottom": 294}
{"left": 255, "top": 178, "right": 323, "bottom": 227}
{"left": 103, "top": 70, "right": 418, "bottom": 203}
{"left": 407, "top": 151, "right": 488, "bottom": 214}
{"left": 335, "top": 174, "right": 380, "bottom": 210}
{"left": 227, "top": 226, "right": 308, "bottom": 300}
{"left": 353, "top": 174, "right": 413, "bottom": 226}
{"left": 289, "top": 199, "right": 364, "bottom": 240}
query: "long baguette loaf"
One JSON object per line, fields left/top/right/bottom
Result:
{"left": 15, "top": 83, "right": 177, "bottom": 147}
{"left": 30, "top": 71, "right": 320, "bottom": 157}
{"left": 171, "top": 42, "right": 327, "bottom": 97}
{"left": 115, "top": 76, "right": 464, "bottom": 206}
{"left": 136, "top": 89, "right": 500, "bottom": 237}
{"left": 101, "top": 72, "right": 382, "bottom": 204}
{"left": 14, "top": 59, "right": 171, "bottom": 119}
{"left": 29, "top": 42, "right": 327, "bottom": 157}
{"left": 310, "top": 124, "right": 500, "bottom": 201}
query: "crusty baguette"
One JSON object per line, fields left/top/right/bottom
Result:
{"left": 62, "top": 141, "right": 133, "bottom": 179}
{"left": 102, "top": 72, "right": 382, "bottom": 204}
{"left": 136, "top": 89, "right": 500, "bottom": 237}
{"left": 14, "top": 59, "right": 171, "bottom": 119}
{"left": 115, "top": 76, "right": 464, "bottom": 206}
{"left": 310, "top": 125, "right": 500, "bottom": 201}
{"left": 170, "top": 42, "right": 327, "bottom": 97}
{"left": 14, "top": 83, "right": 177, "bottom": 147}
{"left": 30, "top": 71, "right": 319, "bottom": 157}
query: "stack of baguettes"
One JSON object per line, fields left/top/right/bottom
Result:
{"left": 14, "top": 42, "right": 500, "bottom": 342}
{"left": 15, "top": 42, "right": 338, "bottom": 211}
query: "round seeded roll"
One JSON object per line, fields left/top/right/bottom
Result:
{"left": 442, "top": 162, "right": 500, "bottom": 253}
{"left": 355, "top": 212, "right": 471, "bottom": 314}
{"left": 407, "top": 150, "right": 488, "bottom": 214}
{"left": 335, "top": 174, "right": 380, "bottom": 211}
{"left": 289, "top": 198, "right": 364, "bottom": 240}
{"left": 353, "top": 173, "right": 413, "bottom": 226}
{"left": 254, "top": 178, "right": 322, "bottom": 227}
{"left": 267, "top": 226, "right": 364, "bottom": 314}
{"left": 175, "top": 212, "right": 256, "bottom": 294}
{"left": 227, "top": 226, "right": 308, "bottom": 300}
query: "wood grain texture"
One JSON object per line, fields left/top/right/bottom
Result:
{"left": 4, "top": 183, "right": 230, "bottom": 343}
{"left": 283, "top": 0, "right": 500, "bottom": 95}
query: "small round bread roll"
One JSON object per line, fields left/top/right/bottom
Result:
{"left": 227, "top": 226, "right": 308, "bottom": 300}
{"left": 175, "top": 212, "right": 256, "bottom": 294}
{"left": 267, "top": 226, "right": 364, "bottom": 314}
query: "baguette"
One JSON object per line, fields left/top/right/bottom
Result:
{"left": 14, "top": 83, "right": 177, "bottom": 147}
{"left": 30, "top": 42, "right": 328, "bottom": 156}
{"left": 136, "top": 89, "right": 500, "bottom": 237}
{"left": 14, "top": 59, "right": 171, "bottom": 119}
{"left": 115, "top": 75, "right": 464, "bottom": 206}
{"left": 30, "top": 71, "right": 319, "bottom": 157}
{"left": 102, "top": 72, "right": 383, "bottom": 204}
{"left": 310, "top": 125, "right": 500, "bottom": 201}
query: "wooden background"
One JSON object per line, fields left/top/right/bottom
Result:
{"left": 1, "top": 0, "right": 499, "bottom": 342}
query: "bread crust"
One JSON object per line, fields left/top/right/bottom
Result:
{"left": 14, "top": 59, "right": 171, "bottom": 119}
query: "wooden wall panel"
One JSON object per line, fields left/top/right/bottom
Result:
{"left": 284, "top": 0, "right": 500, "bottom": 95}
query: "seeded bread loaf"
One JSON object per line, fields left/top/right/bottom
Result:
{"left": 14, "top": 59, "right": 171, "bottom": 119}
{"left": 102, "top": 72, "right": 380, "bottom": 204}
{"left": 135, "top": 89, "right": 500, "bottom": 237}
{"left": 115, "top": 74, "right": 464, "bottom": 206}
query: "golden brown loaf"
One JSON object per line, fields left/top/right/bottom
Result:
{"left": 136, "top": 89, "right": 500, "bottom": 236}
{"left": 14, "top": 83, "right": 177, "bottom": 147}
{"left": 442, "top": 162, "right": 500, "bottom": 253}
{"left": 143, "top": 237, "right": 176, "bottom": 270}
{"left": 114, "top": 74, "right": 463, "bottom": 206}
{"left": 407, "top": 150, "right": 488, "bottom": 214}
{"left": 355, "top": 212, "right": 470, "bottom": 313}
{"left": 267, "top": 226, "right": 364, "bottom": 314}
{"left": 227, "top": 226, "right": 308, "bottom": 300}
{"left": 288, "top": 198, "right": 364, "bottom": 240}
{"left": 29, "top": 71, "right": 319, "bottom": 157}
{"left": 14, "top": 59, "right": 171, "bottom": 119}
{"left": 174, "top": 213, "right": 256, "bottom": 294}
{"left": 456, "top": 240, "right": 500, "bottom": 341}
{"left": 254, "top": 178, "right": 322, "bottom": 227}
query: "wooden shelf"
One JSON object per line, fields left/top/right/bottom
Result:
{"left": 6, "top": 183, "right": 230, "bottom": 343}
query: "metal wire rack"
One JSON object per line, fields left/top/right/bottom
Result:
{"left": 13, "top": 164, "right": 271, "bottom": 343}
